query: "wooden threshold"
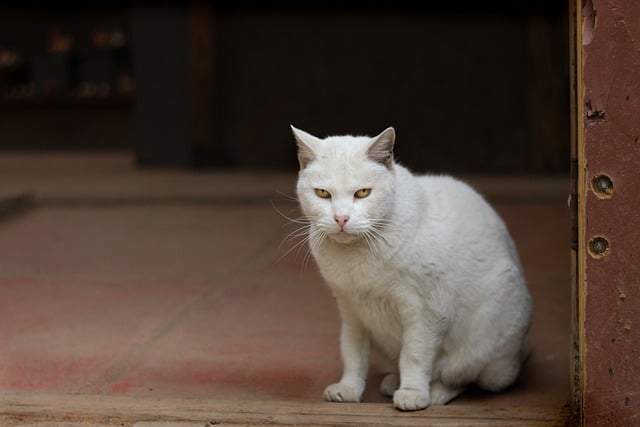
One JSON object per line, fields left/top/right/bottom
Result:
{"left": 1, "top": 393, "right": 570, "bottom": 426}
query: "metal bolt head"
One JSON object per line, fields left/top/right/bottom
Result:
{"left": 589, "top": 236, "right": 610, "bottom": 258}
{"left": 593, "top": 239, "right": 607, "bottom": 253}
{"left": 592, "top": 174, "right": 614, "bottom": 197}
{"left": 596, "top": 176, "right": 612, "bottom": 191}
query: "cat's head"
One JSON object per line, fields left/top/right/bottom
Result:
{"left": 292, "top": 126, "right": 396, "bottom": 245}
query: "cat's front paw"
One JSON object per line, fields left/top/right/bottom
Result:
{"left": 393, "top": 388, "right": 429, "bottom": 411}
{"left": 324, "top": 383, "right": 361, "bottom": 403}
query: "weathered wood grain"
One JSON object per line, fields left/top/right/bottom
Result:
{"left": 1, "top": 393, "right": 570, "bottom": 427}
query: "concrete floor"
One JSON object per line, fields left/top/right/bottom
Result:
{"left": 0, "top": 152, "right": 572, "bottom": 425}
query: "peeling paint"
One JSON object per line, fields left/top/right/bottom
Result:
{"left": 583, "top": 0, "right": 596, "bottom": 45}
{"left": 585, "top": 100, "right": 606, "bottom": 121}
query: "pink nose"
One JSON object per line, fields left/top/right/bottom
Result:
{"left": 334, "top": 215, "right": 349, "bottom": 229}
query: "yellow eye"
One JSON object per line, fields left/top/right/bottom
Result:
{"left": 354, "top": 188, "right": 371, "bottom": 199}
{"left": 314, "top": 188, "right": 331, "bottom": 199}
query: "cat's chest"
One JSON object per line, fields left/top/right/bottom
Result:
{"left": 314, "top": 245, "right": 395, "bottom": 288}
{"left": 334, "top": 273, "right": 405, "bottom": 359}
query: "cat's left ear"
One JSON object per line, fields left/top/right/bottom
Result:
{"left": 368, "top": 127, "right": 395, "bottom": 169}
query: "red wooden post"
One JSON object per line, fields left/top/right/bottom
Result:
{"left": 577, "top": 0, "right": 640, "bottom": 424}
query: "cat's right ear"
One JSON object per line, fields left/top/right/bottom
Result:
{"left": 291, "top": 125, "right": 318, "bottom": 170}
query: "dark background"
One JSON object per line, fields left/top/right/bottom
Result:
{"left": 0, "top": 1, "right": 569, "bottom": 174}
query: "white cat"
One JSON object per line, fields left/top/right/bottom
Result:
{"left": 291, "top": 126, "right": 532, "bottom": 411}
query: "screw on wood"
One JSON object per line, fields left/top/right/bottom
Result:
{"left": 589, "top": 236, "right": 610, "bottom": 258}
{"left": 592, "top": 174, "right": 614, "bottom": 198}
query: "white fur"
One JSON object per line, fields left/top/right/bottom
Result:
{"left": 292, "top": 126, "right": 532, "bottom": 411}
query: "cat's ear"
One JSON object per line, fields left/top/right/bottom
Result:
{"left": 291, "top": 125, "right": 318, "bottom": 170}
{"left": 367, "top": 127, "right": 395, "bottom": 169}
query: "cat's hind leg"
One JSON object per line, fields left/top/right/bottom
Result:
{"left": 476, "top": 354, "right": 522, "bottom": 392}
{"left": 428, "top": 381, "right": 465, "bottom": 405}
{"left": 380, "top": 373, "right": 399, "bottom": 397}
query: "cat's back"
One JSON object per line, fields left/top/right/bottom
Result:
{"left": 412, "top": 174, "right": 498, "bottom": 221}
{"left": 406, "top": 172, "right": 516, "bottom": 260}
{"left": 414, "top": 174, "right": 483, "bottom": 207}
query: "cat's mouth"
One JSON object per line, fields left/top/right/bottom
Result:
{"left": 328, "top": 230, "right": 359, "bottom": 244}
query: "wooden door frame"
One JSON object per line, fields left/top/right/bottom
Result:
{"left": 571, "top": 0, "right": 640, "bottom": 424}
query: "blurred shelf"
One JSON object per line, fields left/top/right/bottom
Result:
{"left": 0, "top": 94, "right": 132, "bottom": 111}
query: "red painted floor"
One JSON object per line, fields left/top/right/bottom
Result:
{"left": 0, "top": 153, "right": 570, "bottom": 410}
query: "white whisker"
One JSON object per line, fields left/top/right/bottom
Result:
{"left": 276, "top": 191, "right": 299, "bottom": 203}
{"left": 282, "top": 224, "right": 314, "bottom": 242}
{"left": 277, "top": 232, "right": 311, "bottom": 262}
{"left": 303, "top": 227, "right": 325, "bottom": 271}
{"left": 272, "top": 203, "right": 313, "bottom": 225}
{"left": 355, "top": 216, "right": 394, "bottom": 255}
{"left": 361, "top": 230, "right": 379, "bottom": 255}
{"left": 274, "top": 201, "right": 327, "bottom": 270}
